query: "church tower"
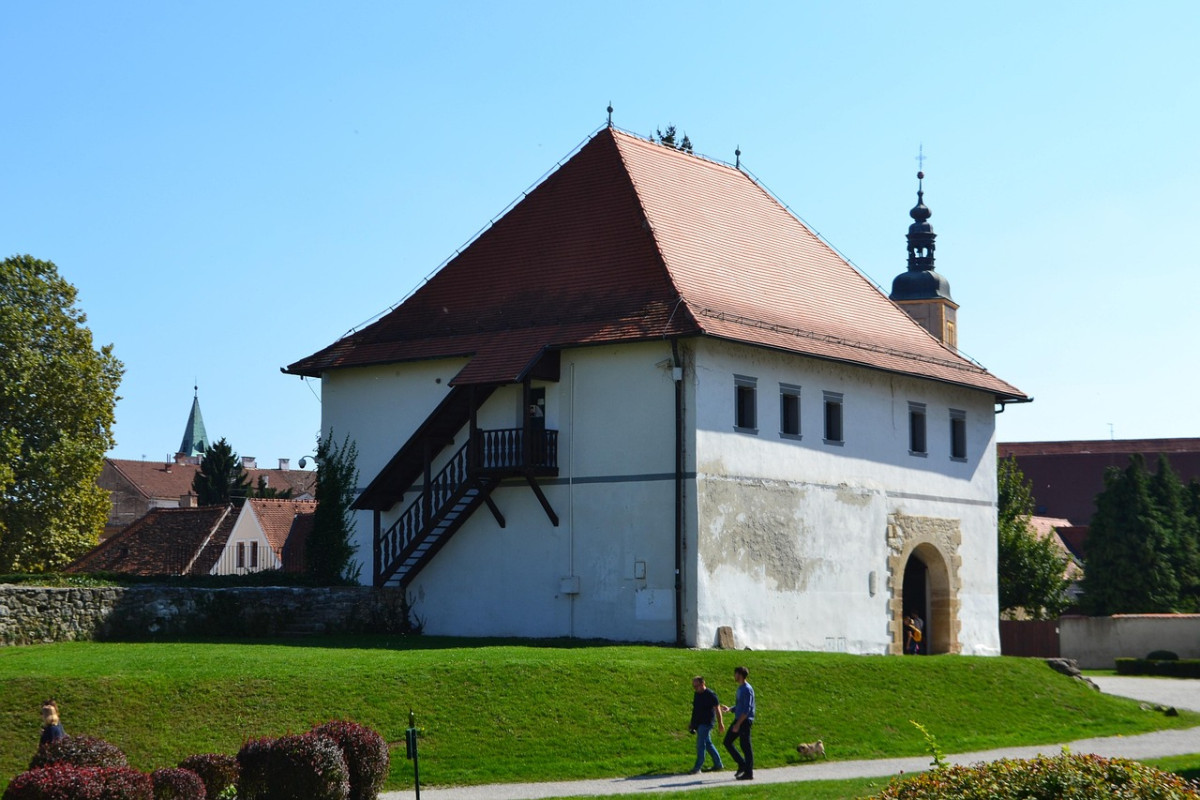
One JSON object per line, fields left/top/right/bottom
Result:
{"left": 889, "top": 171, "right": 958, "bottom": 350}
{"left": 176, "top": 386, "right": 209, "bottom": 459}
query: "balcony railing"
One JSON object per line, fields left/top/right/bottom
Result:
{"left": 472, "top": 427, "right": 558, "bottom": 472}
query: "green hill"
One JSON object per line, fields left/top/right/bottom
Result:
{"left": 1, "top": 636, "right": 1194, "bottom": 792}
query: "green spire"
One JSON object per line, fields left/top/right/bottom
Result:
{"left": 177, "top": 386, "right": 209, "bottom": 457}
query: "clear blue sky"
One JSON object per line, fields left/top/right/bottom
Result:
{"left": 3, "top": 2, "right": 1197, "bottom": 466}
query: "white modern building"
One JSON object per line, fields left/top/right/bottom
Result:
{"left": 286, "top": 125, "right": 1027, "bottom": 654}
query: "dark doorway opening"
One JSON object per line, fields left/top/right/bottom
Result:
{"left": 903, "top": 554, "right": 928, "bottom": 654}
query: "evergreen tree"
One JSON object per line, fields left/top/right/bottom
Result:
{"left": 997, "top": 455, "right": 1071, "bottom": 619}
{"left": 192, "top": 438, "right": 251, "bottom": 507}
{"left": 654, "top": 124, "right": 693, "bottom": 153}
{"left": 1082, "top": 455, "right": 1179, "bottom": 614}
{"left": 0, "top": 255, "right": 124, "bottom": 571}
{"left": 1149, "top": 455, "right": 1200, "bottom": 611}
{"left": 306, "top": 431, "right": 360, "bottom": 584}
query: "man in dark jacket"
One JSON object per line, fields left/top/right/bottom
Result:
{"left": 687, "top": 676, "right": 724, "bottom": 774}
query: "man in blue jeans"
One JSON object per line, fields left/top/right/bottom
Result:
{"left": 721, "top": 666, "right": 755, "bottom": 780}
{"left": 687, "top": 676, "right": 724, "bottom": 774}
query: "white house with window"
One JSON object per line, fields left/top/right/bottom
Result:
{"left": 285, "top": 125, "right": 1027, "bottom": 654}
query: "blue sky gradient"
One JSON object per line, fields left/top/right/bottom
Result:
{"left": 3, "top": 2, "right": 1197, "bottom": 465}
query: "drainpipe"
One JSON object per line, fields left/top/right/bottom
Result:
{"left": 671, "top": 338, "right": 684, "bottom": 647}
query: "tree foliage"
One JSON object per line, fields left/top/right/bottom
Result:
{"left": 997, "top": 456, "right": 1071, "bottom": 619}
{"left": 306, "top": 431, "right": 360, "bottom": 584}
{"left": 1082, "top": 454, "right": 1184, "bottom": 614}
{"left": 654, "top": 124, "right": 693, "bottom": 153}
{"left": 0, "top": 255, "right": 123, "bottom": 572}
{"left": 192, "top": 437, "right": 251, "bottom": 507}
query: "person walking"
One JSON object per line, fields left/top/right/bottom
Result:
{"left": 40, "top": 700, "right": 65, "bottom": 746}
{"left": 687, "top": 676, "right": 724, "bottom": 774}
{"left": 720, "top": 666, "right": 755, "bottom": 780}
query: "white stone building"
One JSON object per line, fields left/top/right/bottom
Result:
{"left": 286, "top": 126, "right": 1027, "bottom": 654}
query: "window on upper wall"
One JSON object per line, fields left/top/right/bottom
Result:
{"left": 909, "top": 402, "right": 927, "bottom": 456}
{"left": 780, "top": 383, "right": 802, "bottom": 439}
{"left": 950, "top": 409, "right": 967, "bottom": 460}
{"left": 249, "top": 541, "right": 258, "bottom": 569}
{"left": 823, "top": 391, "right": 844, "bottom": 444}
{"left": 236, "top": 542, "right": 246, "bottom": 569}
{"left": 734, "top": 375, "right": 757, "bottom": 433}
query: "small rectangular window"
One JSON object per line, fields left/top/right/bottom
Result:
{"left": 823, "top": 391, "right": 844, "bottom": 444}
{"left": 950, "top": 409, "right": 967, "bottom": 460}
{"left": 909, "top": 402, "right": 927, "bottom": 455}
{"left": 780, "top": 383, "right": 801, "bottom": 439}
{"left": 249, "top": 541, "right": 258, "bottom": 568}
{"left": 236, "top": 542, "right": 246, "bottom": 569}
{"left": 734, "top": 375, "right": 757, "bottom": 433}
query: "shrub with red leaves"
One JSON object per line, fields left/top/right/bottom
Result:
{"left": 2, "top": 764, "right": 152, "bottom": 800}
{"left": 28, "top": 736, "right": 128, "bottom": 770}
{"left": 235, "top": 738, "right": 275, "bottom": 800}
{"left": 270, "top": 733, "right": 349, "bottom": 800}
{"left": 176, "top": 754, "right": 236, "bottom": 800}
{"left": 150, "top": 768, "right": 205, "bottom": 800}
{"left": 312, "top": 721, "right": 389, "bottom": 800}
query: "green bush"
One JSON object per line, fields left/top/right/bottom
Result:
{"left": 1116, "top": 658, "right": 1200, "bottom": 678}
{"left": 870, "top": 753, "right": 1200, "bottom": 799}
{"left": 28, "top": 736, "right": 127, "bottom": 770}
{"left": 150, "top": 768, "right": 204, "bottom": 800}
{"left": 1147, "top": 650, "right": 1180, "bottom": 661}
{"left": 311, "top": 721, "right": 389, "bottom": 800}
{"left": 176, "top": 755, "right": 235, "bottom": 799}
{"left": 269, "top": 734, "right": 349, "bottom": 800}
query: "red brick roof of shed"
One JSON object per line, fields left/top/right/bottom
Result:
{"left": 286, "top": 127, "right": 1024, "bottom": 400}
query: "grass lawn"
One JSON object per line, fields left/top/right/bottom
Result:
{"left": 1, "top": 636, "right": 1197, "bottom": 793}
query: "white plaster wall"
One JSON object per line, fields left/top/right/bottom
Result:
{"left": 686, "top": 338, "right": 1001, "bottom": 654}
{"left": 1060, "top": 615, "right": 1200, "bottom": 668}
{"left": 325, "top": 342, "right": 683, "bottom": 641}
{"left": 212, "top": 504, "right": 280, "bottom": 575}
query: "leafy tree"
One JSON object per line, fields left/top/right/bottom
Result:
{"left": 192, "top": 437, "right": 251, "bottom": 506}
{"left": 0, "top": 255, "right": 123, "bottom": 571}
{"left": 655, "top": 124, "right": 693, "bottom": 153}
{"left": 306, "top": 431, "right": 360, "bottom": 584}
{"left": 1082, "top": 455, "right": 1179, "bottom": 614}
{"left": 997, "top": 455, "right": 1071, "bottom": 619}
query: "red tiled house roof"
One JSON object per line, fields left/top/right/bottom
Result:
{"left": 285, "top": 127, "right": 1024, "bottom": 401}
{"left": 246, "top": 498, "right": 317, "bottom": 569}
{"left": 68, "top": 506, "right": 236, "bottom": 576}
{"left": 104, "top": 459, "right": 316, "bottom": 501}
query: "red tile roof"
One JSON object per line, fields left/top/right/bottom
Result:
{"left": 68, "top": 506, "right": 236, "bottom": 576}
{"left": 104, "top": 459, "right": 316, "bottom": 501}
{"left": 286, "top": 127, "right": 1024, "bottom": 400}
{"left": 246, "top": 498, "right": 318, "bottom": 560}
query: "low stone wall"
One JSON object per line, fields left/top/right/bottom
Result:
{"left": 0, "top": 585, "right": 414, "bottom": 645}
{"left": 1060, "top": 614, "right": 1200, "bottom": 669}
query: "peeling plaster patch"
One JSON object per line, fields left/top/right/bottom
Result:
{"left": 836, "top": 484, "right": 872, "bottom": 507}
{"left": 699, "top": 476, "right": 809, "bottom": 592}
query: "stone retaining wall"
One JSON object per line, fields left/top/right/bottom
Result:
{"left": 0, "top": 585, "right": 415, "bottom": 645}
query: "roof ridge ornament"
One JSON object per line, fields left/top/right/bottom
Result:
{"left": 607, "top": 102, "right": 613, "bottom": 127}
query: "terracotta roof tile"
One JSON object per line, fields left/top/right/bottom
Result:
{"left": 246, "top": 498, "right": 318, "bottom": 559}
{"left": 103, "top": 459, "right": 316, "bottom": 501}
{"left": 286, "top": 128, "right": 1024, "bottom": 400}
{"left": 68, "top": 506, "right": 235, "bottom": 576}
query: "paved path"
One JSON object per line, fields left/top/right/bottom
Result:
{"left": 380, "top": 677, "right": 1200, "bottom": 800}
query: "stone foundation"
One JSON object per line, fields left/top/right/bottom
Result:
{"left": 0, "top": 585, "right": 415, "bottom": 645}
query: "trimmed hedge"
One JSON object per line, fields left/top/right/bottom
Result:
{"left": 176, "top": 755, "right": 236, "bottom": 800}
{"left": 870, "top": 753, "right": 1200, "bottom": 799}
{"left": 312, "top": 721, "right": 389, "bottom": 800}
{"left": 1116, "top": 657, "right": 1200, "bottom": 678}
{"left": 2, "top": 764, "right": 152, "bottom": 800}
{"left": 28, "top": 736, "right": 127, "bottom": 770}
{"left": 234, "top": 738, "right": 274, "bottom": 800}
{"left": 150, "top": 768, "right": 204, "bottom": 800}
{"left": 237, "top": 732, "right": 351, "bottom": 800}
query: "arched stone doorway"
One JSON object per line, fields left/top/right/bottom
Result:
{"left": 886, "top": 513, "right": 962, "bottom": 654}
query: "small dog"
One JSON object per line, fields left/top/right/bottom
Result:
{"left": 795, "top": 740, "right": 826, "bottom": 759}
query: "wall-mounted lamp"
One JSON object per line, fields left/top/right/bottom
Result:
{"left": 298, "top": 455, "right": 318, "bottom": 469}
